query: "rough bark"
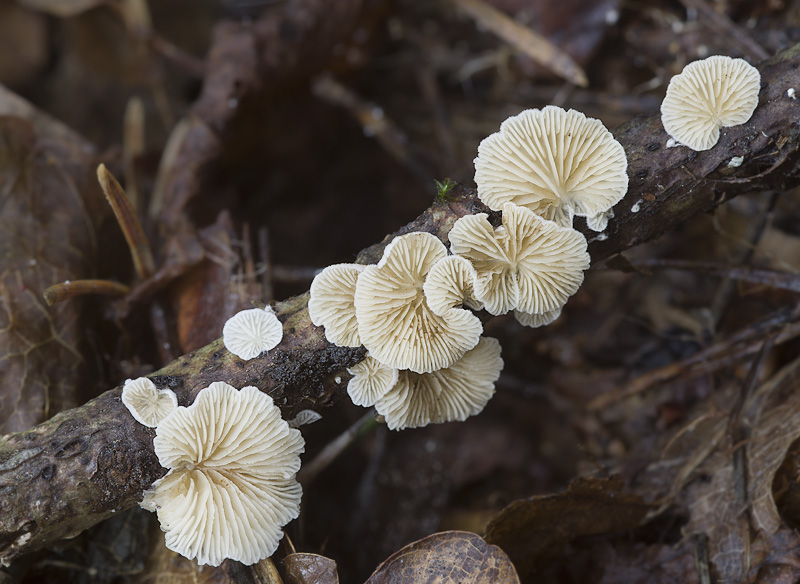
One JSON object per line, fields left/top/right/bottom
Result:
{"left": 2, "top": 42, "right": 800, "bottom": 568}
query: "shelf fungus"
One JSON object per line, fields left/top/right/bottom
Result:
{"left": 121, "top": 377, "right": 177, "bottom": 428}
{"left": 347, "top": 354, "right": 399, "bottom": 407}
{"left": 474, "top": 105, "right": 628, "bottom": 230}
{"left": 140, "top": 382, "right": 305, "bottom": 566}
{"left": 354, "top": 232, "right": 482, "bottom": 374}
{"left": 449, "top": 203, "right": 590, "bottom": 317}
{"left": 374, "top": 337, "right": 503, "bottom": 430}
{"left": 309, "top": 263, "right": 366, "bottom": 347}
{"left": 222, "top": 306, "right": 283, "bottom": 360}
{"left": 661, "top": 55, "right": 761, "bottom": 151}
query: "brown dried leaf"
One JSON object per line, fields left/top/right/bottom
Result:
{"left": 0, "top": 102, "right": 103, "bottom": 433}
{"left": 284, "top": 553, "right": 338, "bottom": 584}
{"left": 484, "top": 476, "right": 651, "bottom": 580}
{"left": 365, "top": 531, "right": 519, "bottom": 584}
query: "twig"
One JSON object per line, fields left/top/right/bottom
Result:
{"left": 123, "top": 97, "right": 145, "bottom": 212}
{"left": 453, "top": 0, "right": 588, "bottom": 87}
{"left": 97, "top": 164, "right": 156, "bottom": 280}
{"left": 679, "top": 0, "right": 769, "bottom": 61}
{"left": 43, "top": 280, "right": 131, "bottom": 306}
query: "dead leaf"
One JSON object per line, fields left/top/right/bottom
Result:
{"left": 0, "top": 109, "right": 103, "bottom": 433}
{"left": 284, "top": 553, "right": 338, "bottom": 584}
{"left": 365, "top": 531, "right": 519, "bottom": 584}
{"left": 484, "top": 475, "right": 651, "bottom": 580}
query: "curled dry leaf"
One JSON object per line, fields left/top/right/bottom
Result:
{"left": 484, "top": 476, "right": 651, "bottom": 581}
{"left": 365, "top": 531, "right": 519, "bottom": 584}
{"left": 284, "top": 553, "right": 339, "bottom": 584}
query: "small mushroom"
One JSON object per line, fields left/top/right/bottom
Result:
{"left": 308, "top": 263, "right": 366, "bottom": 347}
{"left": 121, "top": 377, "right": 177, "bottom": 428}
{"left": 347, "top": 354, "right": 399, "bottom": 407}
{"left": 474, "top": 105, "right": 628, "bottom": 230}
{"left": 354, "top": 232, "right": 482, "bottom": 373}
{"left": 140, "top": 382, "right": 304, "bottom": 566}
{"left": 374, "top": 337, "right": 503, "bottom": 431}
{"left": 661, "top": 55, "right": 760, "bottom": 151}
{"left": 422, "top": 255, "right": 482, "bottom": 316}
{"left": 448, "top": 202, "right": 590, "bottom": 316}
{"left": 222, "top": 307, "right": 283, "bottom": 360}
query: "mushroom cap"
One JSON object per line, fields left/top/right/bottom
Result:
{"left": 661, "top": 55, "right": 760, "bottom": 151}
{"left": 222, "top": 307, "right": 283, "bottom": 360}
{"left": 347, "top": 354, "right": 399, "bottom": 407}
{"left": 514, "top": 307, "right": 562, "bottom": 328}
{"left": 121, "top": 377, "right": 177, "bottom": 428}
{"left": 354, "top": 232, "right": 483, "bottom": 374}
{"left": 586, "top": 209, "right": 610, "bottom": 232}
{"left": 141, "top": 382, "right": 304, "bottom": 566}
{"left": 374, "top": 337, "right": 503, "bottom": 430}
{"left": 422, "top": 255, "right": 482, "bottom": 315}
{"left": 448, "top": 203, "right": 590, "bottom": 316}
{"left": 308, "top": 263, "right": 366, "bottom": 347}
{"left": 474, "top": 106, "right": 628, "bottom": 228}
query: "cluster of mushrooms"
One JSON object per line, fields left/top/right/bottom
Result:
{"left": 118, "top": 55, "right": 761, "bottom": 567}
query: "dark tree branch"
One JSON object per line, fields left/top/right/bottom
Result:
{"left": 2, "top": 38, "right": 800, "bottom": 569}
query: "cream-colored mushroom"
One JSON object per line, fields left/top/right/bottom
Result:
{"left": 347, "top": 354, "right": 399, "bottom": 407}
{"left": 374, "top": 337, "right": 503, "bottom": 430}
{"left": 474, "top": 105, "right": 628, "bottom": 230}
{"left": 354, "top": 232, "right": 482, "bottom": 374}
{"left": 422, "top": 255, "right": 482, "bottom": 316}
{"left": 308, "top": 263, "right": 366, "bottom": 347}
{"left": 661, "top": 55, "right": 760, "bottom": 151}
{"left": 222, "top": 307, "right": 283, "bottom": 360}
{"left": 448, "top": 202, "right": 590, "bottom": 316}
{"left": 140, "top": 382, "right": 304, "bottom": 566}
{"left": 121, "top": 377, "right": 177, "bottom": 428}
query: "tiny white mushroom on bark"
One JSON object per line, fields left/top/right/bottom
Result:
{"left": 121, "top": 377, "right": 177, "bottom": 428}
{"left": 661, "top": 55, "right": 760, "bottom": 151}
{"left": 474, "top": 105, "right": 628, "bottom": 230}
{"left": 347, "top": 354, "right": 399, "bottom": 407}
{"left": 140, "top": 382, "right": 304, "bottom": 566}
{"left": 308, "top": 263, "right": 366, "bottom": 347}
{"left": 374, "top": 337, "right": 503, "bottom": 431}
{"left": 223, "top": 307, "right": 283, "bottom": 360}
{"left": 514, "top": 307, "right": 562, "bottom": 328}
{"left": 354, "top": 232, "right": 482, "bottom": 373}
{"left": 448, "top": 203, "right": 590, "bottom": 317}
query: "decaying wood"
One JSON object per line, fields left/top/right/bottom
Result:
{"left": 2, "top": 41, "right": 800, "bottom": 569}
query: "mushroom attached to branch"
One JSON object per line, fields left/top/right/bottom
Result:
{"left": 661, "top": 55, "right": 761, "bottom": 151}
{"left": 448, "top": 203, "right": 590, "bottom": 317}
{"left": 121, "top": 377, "right": 178, "bottom": 428}
{"left": 308, "top": 263, "right": 366, "bottom": 347}
{"left": 474, "top": 105, "right": 628, "bottom": 230}
{"left": 222, "top": 307, "right": 284, "bottom": 360}
{"left": 347, "top": 354, "right": 399, "bottom": 407}
{"left": 354, "top": 232, "right": 483, "bottom": 374}
{"left": 140, "top": 381, "right": 304, "bottom": 566}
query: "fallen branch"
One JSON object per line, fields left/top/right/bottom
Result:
{"left": 2, "top": 38, "right": 800, "bottom": 570}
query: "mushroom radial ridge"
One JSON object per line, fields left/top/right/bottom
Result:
{"left": 222, "top": 307, "right": 283, "bottom": 360}
{"left": 374, "top": 336, "right": 503, "bottom": 430}
{"left": 423, "top": 255, "right": 482, "bottom": 315}
{"left": 141, "top": 382, "right": 305, "bottom": 566}
{"left": 121, "top": 377, "right": 178, "bottom": 428}
{"left": 309, "top": 263, "right": 365, "bottom": 347}
{"left": 354, "top": 232, "right": 482, "bottom": 374}
{"left": 449, "top": 203, "right": 590, "bottom": 316}
{"left": 474, "top": 105, "right": 628, "bottom": 229}
{"left": 661, "top": 55, "right": 761, "bottom": 151}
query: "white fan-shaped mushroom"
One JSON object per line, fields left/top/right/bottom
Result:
{"left": 374, "top": 337, "right": 503, "bottom": 430}
{"left": 121, "top": 377, "right": 177, "bottom": 428}
{"left": 423, "top": 255, "right": 482, "bottom": 315}
{"left": 223, "top": 307, "right": 283, "bottom": 360}
{"left": 308, "top": 263, "right": 366, "bottom": 347}
{"left": 474, "top": 106, "right": 628, "bottom": 230}
{"left": 140, "top": 382, "right": 304, "bottom": 567}
{"left": 354, "top": 232, "right": 483, "bottom": 374}
{"left": 449, "top": 203, "right": 590, "bottom": 317}
{"left": 661, "top": 55, "right": 760, "bottom": 151}
{"left": 347, "top": 355, "right": 399, "bottom": 407}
